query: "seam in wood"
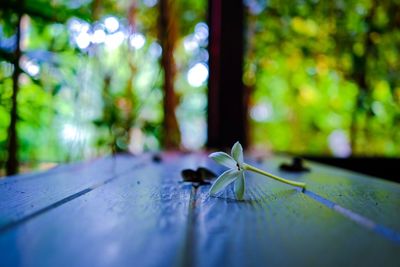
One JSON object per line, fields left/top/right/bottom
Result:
{"left": 178, "top": 185, "right": 198, "bottom": 267}
{"left": 0, "top": 161, "right": 147, "bottom": 234}
{"left": 301, "top": 188, "right": 400, "bottom": 245}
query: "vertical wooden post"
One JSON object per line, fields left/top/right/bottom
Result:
{"left": 158, "top": 0, "right": 181, "bottom": 149}
{"left": 207, "top": 0, "right": 247, "bottom": 150}
{"left": 6, "top": 1, "right": 23, "bottom": 175}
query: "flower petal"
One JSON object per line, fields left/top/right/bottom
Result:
{"left": 209, "top": 169, "right": 240, "bottom": 196}
{"left": 234, "top": 171, "right": 245, "bottom": 200}
{"left": 209, "top": 152, "right": 236, "bottom": 168}
{"left": 231, "top": 141, "right": 244, "bottom": 165}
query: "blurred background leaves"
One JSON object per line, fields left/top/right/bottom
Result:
{"left": 245, "top": 0, "right": 400, "bottom": 157}
{"left": 0, "top": 0, "right": 399, "bottom": 175}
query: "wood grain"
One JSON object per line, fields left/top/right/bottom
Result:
{"left": 1, "top": 153, "right": 399, "bottom": 267}
{"left": 256, "top": 156, "right": 400, "bottom": 232}
{"left": 194, "top": 170, "right": 400, "bottom": 267}
{"left": 0, "top": 154, "right": 204, "bottom": 267}
{"left": 0, "top": 154, "right": 148, "bottom": 230}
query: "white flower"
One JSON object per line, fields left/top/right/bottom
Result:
{"left": 208, "top": 141, "right": 306, "bottom": 201}
{"left": 209, "top": 142, "right": 246, "bottom": 200}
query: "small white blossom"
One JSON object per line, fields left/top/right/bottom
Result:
{"left": 209, "top": 142, "right": 246, "bottom": 200}
{"left": 209, "top": 141, "right": 306, "bottom": 201}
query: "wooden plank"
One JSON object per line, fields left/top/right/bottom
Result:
{"left": 194, "top": 168, "right": 400, "bottom": 267}
{"left": 0, "top": 154, "right": 149, "bottom": 230}
{"left": 0, "top": 157, "right": 106, "bottom": 185}
{"left": 256, "top": 156, "right": 400, "bottom": 232}
{"left": 0, "top": 154, "right": 203, "bottom": 267}
{"left": 1, "top": 153, "right": 399, "bottom": 266}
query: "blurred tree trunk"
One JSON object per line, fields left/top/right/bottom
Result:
{"left": 6, "top": 5, "right": 23, "bottom": 175}
{"left": 123, "top": 0, "right": 138, "bottom": 152}
{"left": 158, "top": 0, "right": 181, "bottom": 149}
{"left": 91, "top": 0, "right": 102, "bottom": 20}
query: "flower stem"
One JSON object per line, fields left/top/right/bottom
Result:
{"left": 243, "top": 163, "right": 306, "bottom": 188}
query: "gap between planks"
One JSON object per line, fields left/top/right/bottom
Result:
{"left": 1, "top": 153, "right": 399, "bottom": 257}
{"left": 301, "top": 188, "right": 400, "bottom": 245}
{"left": 180, "top": 183, "right": 399, "bottom": 267}
{"left": 0, "top": 158, "right": 148, "bottom": 234}
{"left": 177, "top": 186, "right": 198, "bottom": 267}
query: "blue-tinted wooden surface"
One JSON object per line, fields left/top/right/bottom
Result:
{"left": 0, "top": 153, "right": 399, "bottom": 267}
{"left": 260, "top": 156, "right": 400, "bottom": 232}
{"left": 0, "top": 154, "right": 149, "bottom": 230}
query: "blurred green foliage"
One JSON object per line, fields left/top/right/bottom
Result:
{"left": 0, "top": 0, "right": 399, "bottom": 175}
{"left": 0, "top": 0, "right": 208, "bottom": 173}
{"left": 245, "top": 0, "right": 400, "bottom": 156}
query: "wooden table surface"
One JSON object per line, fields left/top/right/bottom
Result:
{"left": 0, "top": 153, "right": 399, "bottom": 267}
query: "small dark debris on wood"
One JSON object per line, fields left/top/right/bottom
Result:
{"left": 280, "top": 157, "right": 310, "bottom": 172}
{"left": 255, "top": 157, "right": 264, "bottom": 164}
{"left": 181, "top": 167, "right": 217, "bottom": 187}
{"left": 152, "top": 154, "right": 162, "bottom": 163}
